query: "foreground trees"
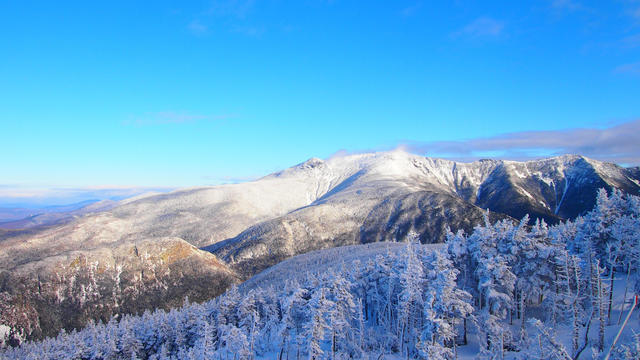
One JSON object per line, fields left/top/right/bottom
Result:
{"left": 3, "top": 189, "right": 640, "bottom": 359}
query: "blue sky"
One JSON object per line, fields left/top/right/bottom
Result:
{"left": 1, "top": 0, "right": 640, "bottom": 204}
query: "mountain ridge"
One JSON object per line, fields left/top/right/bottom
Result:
{"left": 1, "top": 151, "right": 639, "bottom": 342}
{"left": 206, "top": 152, "right": 640, "bottom": 277}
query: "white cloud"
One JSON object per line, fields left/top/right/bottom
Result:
{"left": 621, "top": 33, "right": 640, "bottom": 48}
{"left": 399, "top": 2, "right": 422, "bottom": 17}
{"left": 551, "top": 0, "right": 585, "bottom": 12}
{"left": 614, "top": 61, "right": 640, "bottom": 75}
{"left": 631, "top": 6, "right": 640, "bottom": 21}
{"left": 205, "top": 0, "right": 255, "bottom": 19}
{"left": 451, "top": 17, "right": 504, "bottom": 39}
{"left": 188, "top": 20, "right": 208, "bottom": 35}
{"left": 405, "top": 119, "right": 640, "bottom": 166}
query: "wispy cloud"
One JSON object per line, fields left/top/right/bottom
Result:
{"left": 204, "top": 0, "right": 255, "bottom": 19}
{"left": 630, "top": 6, "right": 640, "bottom": 22}
{"left": 187, "top": 0, "right": 258, "bottom": 37}
{"left": 621, "top": 33, "right": 640, "bottom": 48}
{"left": 123, "top": 111, "right": 236, "bottom": 127}
{"left": 613, "top": 61, "right": 640, "bottom": 75}
{"left": 404, "top": 119, "right": 640, "bottom": 166}
{"left": 399, "top": 2, "right": 422, "bottom": 17}
{"left": 188, "top": 20, "right": 208, "bottom": 35}
{"left": 451, "top": 17, "right": 505, "bottom": 40}
{"left": 551, "top": 0, "right": 585, "bottom": 12}
{"left": 231, "top": 25, "right": 265, "bottom": 37}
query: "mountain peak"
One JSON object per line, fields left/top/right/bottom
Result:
{"left": 3, "top": 151, "right": 640, "bottom": 343}
{"left": 300, "top": 157, "right": 324, "bottom": 168}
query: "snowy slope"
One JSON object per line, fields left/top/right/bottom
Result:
{"left": 1, "top": 151, "right": 639, "bottom": 342}
{"left": 209, "top": 152, "right": 640, "bottom": 277}
{"left": 3, "top": 151, "right": 638, "bottom": 270}
{"left": 239, "top": 242, "right": 413, "bottom": 292}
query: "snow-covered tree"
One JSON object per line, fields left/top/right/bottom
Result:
{"left": 4, "top": 192, "right": 640, "bottom": 360}
{"left": 397, "top": 241, "right": 424, "bottom": 357}
{"left": 418, "top": 250, "right": 473, "bottom": 360}
{"left": 304, "top": 287, "right": 334, "bottom": 360}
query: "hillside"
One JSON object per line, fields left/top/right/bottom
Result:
{"left": 209, "top": 152, "right": 640, "bottom": 277}
{"left": 4, "top": 189, "right": 640, "bottom": 359}
{"left": 1, "top": 151, "right": 639, "bottom": 342}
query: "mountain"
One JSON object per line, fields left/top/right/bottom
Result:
{"left": 5, "top": 190, "right": 640, "bottom": 359}
{"left": 0, "top": 200, "right": 118, "bottom": 231}
{"left": 0, "top": 236, "right": 239, "bottom": 342}
{"left": 1, "top": 151, "right": 639, "bottom": 342}
{"left": 208, "top": 152, "right": 640, "bottom": 276}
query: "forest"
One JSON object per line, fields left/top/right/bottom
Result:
{"left": 2, "top": 188, "right": 640, "bottom": 360}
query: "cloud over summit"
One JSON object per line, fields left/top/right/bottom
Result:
{"left": 406, "top": 119, "right": 640, "bottom": 166}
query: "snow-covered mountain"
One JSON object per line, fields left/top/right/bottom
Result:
{"left": 1, "top": 151, "right": 639, "bottom": 342}
{"left": 208, "top": 152, "right": 640, "bottom": 276}
{"left": 5, "top": 188, "right": 640, "bottom": 359}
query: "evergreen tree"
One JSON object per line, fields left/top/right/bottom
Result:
{"left": 397, "top": 241, "right": 424, "bottom": 358}
{"left": 418, "top": 250, "right": 473, "bottom": 360}
{"left": 304, "top": 287, "right": 334, "bottom": 360}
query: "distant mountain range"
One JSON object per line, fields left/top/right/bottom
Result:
{"left": 1, "top": 151, "right": 639, "bottom": 342}
{"left": 0, "top": 200, "right": 118, "bottom": 230}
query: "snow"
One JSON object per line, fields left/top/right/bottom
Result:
{"left": 0, "top": 325, "right": 10, "bottom": 348}
{"left": 555, "top": 177, "right": 570, "bottom": 215}
{"left": 533, "top": 171, "right": 555, "bottom": 187}
{"left": 513, "top": 169, "right": 528, "bottom": 179}
{"left": 3, "top": 149, "right": 640, "bottom": 358}
{"left": 517, "top": 186, "right": 535, "bottom": 200}
{"left": 627, "top": 176, "right": 640, "bottom": 188}
{"left": 6, "top": 150, "right": 634, "bottom": 272}
{"left": 3, "top": 189, "right": 640, "bottom": 359}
